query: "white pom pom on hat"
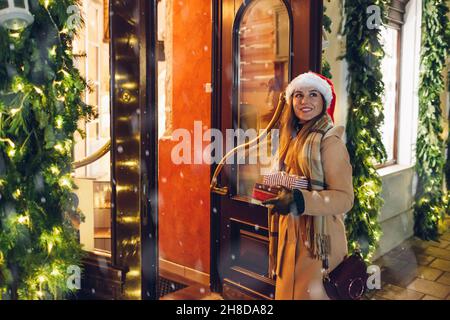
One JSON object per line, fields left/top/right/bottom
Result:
{"left": 285, "top": 71, "right": 336, "bottom": 111}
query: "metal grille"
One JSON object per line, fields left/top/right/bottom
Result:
{"left": 158, "top": 277, "right": 188, "bottom": 298}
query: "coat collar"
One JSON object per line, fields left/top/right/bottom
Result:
{"left": 323, "top": 125, "right": 345, "bottom": 140}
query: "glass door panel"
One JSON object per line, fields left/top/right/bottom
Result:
{"left": 236, "top": 0, "right": 289, "bottom": 197}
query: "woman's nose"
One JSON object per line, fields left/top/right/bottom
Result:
{"left": 300, "top": 96, "right": 309, "bottom": 104}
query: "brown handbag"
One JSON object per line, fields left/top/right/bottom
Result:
{"left": 323, "top": 251, "right": 368, "bottom": 300}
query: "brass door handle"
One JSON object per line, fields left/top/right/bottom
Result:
{"left": 210, "top": 93, "right": 287, "bottom": 195}
{"left": 73, "top": 139, "right": 111, "bottom": 169}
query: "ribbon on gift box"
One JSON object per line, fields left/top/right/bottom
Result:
{"left": 262, "top": 171, "right": 310, "bottom": 190}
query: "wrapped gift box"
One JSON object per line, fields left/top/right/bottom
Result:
{"left": 252, "top": 183, "right": 282, "bottom": 202}
{"left": 252, "top": 172, "right": 310, "bottom": 202}
{"left": 262, "top": 172, "right": 310, "bottom": 190}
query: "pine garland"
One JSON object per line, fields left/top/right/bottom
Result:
{"left": 414, "top": 0, "right": 449, "bottom": 239}
{"left": 0, "top": 0, "right": 94, "bottom": 299}
{"left": 342, "top": 0, "right": 389, "bottom": 260}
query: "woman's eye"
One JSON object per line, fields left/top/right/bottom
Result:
{"left": 310, "top": 92, "right": 318, "bottom": 97}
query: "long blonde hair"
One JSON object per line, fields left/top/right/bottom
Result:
{"left": 278, "top": 94, "right": 327, "bottom": 169}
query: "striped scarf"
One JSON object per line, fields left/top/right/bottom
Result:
{"left": 268, "top": 114, "right": 334, "bottom": 279}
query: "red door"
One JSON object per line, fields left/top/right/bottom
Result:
{"left": 211, "top": 0, "right": 323, "bottom": 299}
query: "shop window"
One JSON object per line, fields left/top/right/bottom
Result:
{"left": 379, "top": 25, "right": 400, "bottom": 166}
{"left": 72, "top": 0, "right": 111, "bottom": 254}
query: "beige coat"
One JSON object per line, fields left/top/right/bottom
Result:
{"left": 275, "top": 126, "right": 354, "bottom": 300}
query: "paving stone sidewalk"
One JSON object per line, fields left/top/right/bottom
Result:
{"left": 365, "top": 220, "right": 450, "bottom": 300}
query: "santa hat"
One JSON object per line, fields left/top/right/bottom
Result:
{"left": 285, "top": 71, "right": 336, "bottom": 121}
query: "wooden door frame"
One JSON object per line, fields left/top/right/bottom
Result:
{"left": 110, "top": 0, "right": 158, "bottom": 300}
{"left": 210, "top": 0, "right": 323, "bottom": 296}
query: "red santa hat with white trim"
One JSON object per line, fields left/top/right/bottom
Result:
{"left": 285, "top": 71, "right": 336, "bottom": 122}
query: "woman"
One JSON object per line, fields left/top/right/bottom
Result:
{"left": 262, "top": 72, "right": 354, "bottom": 300}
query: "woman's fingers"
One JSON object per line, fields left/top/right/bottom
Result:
{"left": 278, "top": 185, "right": 291, "bottom": 193}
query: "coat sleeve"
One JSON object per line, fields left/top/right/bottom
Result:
{"left": 300, "top": 135, "right": 354, "bottom": 216}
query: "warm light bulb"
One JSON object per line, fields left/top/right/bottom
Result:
{"left": 13, "top": 189, "right": 21, "bottom": 199}
{"left": 34, "top": 86, "right": 43, "bottom": 95}
{"left": 10, "top": 108, "right": 21, "bottom": 116}
{"left": 18, "top": 215, "right": 29, "bottom": 225}
{"left": 55, "top": 116, "right": 64, "bottom": 129}
{"left": 47, "top": 242, "right": 53, "bottom": 253}
{"left": 54, "top": 144, "right": 64, "bottom": 153}
{"left": 7, "top": 148, "right": 15, "bottom": 158}
{"left": 59, "top": 176, "right": 71, "bottom": 188}
{"left": 50, "top": 165, "right": 60, "bottom": 175}
{"left": 49, "top": 46, "right": 57, "bottom": 57}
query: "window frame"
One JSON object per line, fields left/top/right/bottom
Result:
{"left": 375, "top": 0, "right": 409, "bottom": 169}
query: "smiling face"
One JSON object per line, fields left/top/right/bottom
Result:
{"left": 292, "top": 86, "right": 325, "bottom": 123}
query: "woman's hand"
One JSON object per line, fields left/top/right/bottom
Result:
{"left": 262, "top": 186, "right": 294, "bottom": 215}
